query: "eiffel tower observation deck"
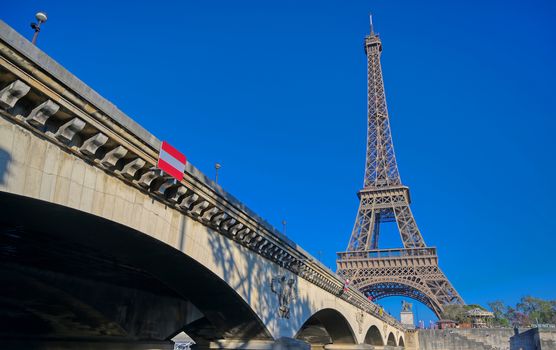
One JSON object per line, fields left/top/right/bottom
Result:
{"left": 336, "top": 17, "right": 465, "bottom": 318}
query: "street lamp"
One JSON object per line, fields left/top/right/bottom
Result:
{"left": 282, "top": 220, "right": 287, "bottom": 234}
{"left": 214, "top": 163, "right": 221, "bottom": 183}
{"left": 31, "top": 11, "right": 48, "bottom": 45}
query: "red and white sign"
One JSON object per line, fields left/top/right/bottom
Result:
{"left": 157, "top": 141, "right": 187, "bottom": 181}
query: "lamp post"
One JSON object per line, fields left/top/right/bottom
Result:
{"left": 31, "top": 11, "right": 48, "bottom": 45}
{"left": 214, "top": 163, "right": 221, "bottom": 184}
{"left": 282, "top": 220, "right": 287, "bottom": 234}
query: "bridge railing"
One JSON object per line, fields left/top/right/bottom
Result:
{"left": 0, "top": 20, "right": 406, "bottom": 331}
{"left": 337, "top": 247, "right": 437, "bottom": 260}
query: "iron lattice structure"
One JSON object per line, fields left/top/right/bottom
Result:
{"left": 336, "top": 24, "right": 464, "bottom": 317}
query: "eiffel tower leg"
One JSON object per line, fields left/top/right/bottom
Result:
{"left": 393, "top": 205, "right": 426, "bottom": 248}
{"left": 347, "top": 204, "right": 378, "bottom": 251}
{"left": 370, "top": 211, "right": 381, "bottom": 250}
{"left": 423, "top": 265, "right": 465, "bottom": 309}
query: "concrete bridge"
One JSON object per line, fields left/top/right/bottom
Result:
{"left": 0, "top": 21, "right": 413, "bottom": 350}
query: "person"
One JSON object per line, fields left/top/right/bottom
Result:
{"left": 343, "top": 278, "right": 350, "bottom": 292}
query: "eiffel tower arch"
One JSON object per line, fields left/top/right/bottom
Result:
{"left": 336, "top": 18, "right": 464, "bottom": 318}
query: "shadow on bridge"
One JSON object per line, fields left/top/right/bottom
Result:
{"left": 206, "top": 223, "right": 367, "bottom": 349}
{"left": 206, "top": 217, "right": 314, "bottom": 340}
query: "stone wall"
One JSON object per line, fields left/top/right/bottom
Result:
{"left": 456, "top": 328, "right": 516, "bottom": 349}
{"left": 510, "top": 328, "right": 556, "bottom": 350}
{"left": 418, "top": 328, "right": 519, "bottom": 350}
{"left": 538, "top": 329, "right": 556, "bottom": 349}
{"left": 419, "top": 329, "right": 487, "bottom": 350}
{"left": 418, "top": 328, "right": 556, "bottom": 350}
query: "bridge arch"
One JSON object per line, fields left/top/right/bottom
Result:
{"left": 386, "top": 332, "right": 397, "bottom": 346}
{"left": 0, "top": 192, "right": 272, "bottom": 344}
{"left": 295, "top": 308, "right": 356, "bottom": 345}
{"left": 363, "top": 325, "right": 384, "bottom": 346}
{"left": 360, "top": 278, "right": 444, "bottom": 317}
{"left": 399, "top": 335, "right": 405, "bottom": 347}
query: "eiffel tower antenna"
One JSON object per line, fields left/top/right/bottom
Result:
{"left": 336, "top": 17, "right": 464, "bottom": 318}
{"left": 369, "top": 13, "right": 374, "bottom": 35}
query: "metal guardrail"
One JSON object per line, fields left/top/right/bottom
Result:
{"left": 535, "top": 324, "right": 556, "bottom": 329}
{"left": 337, "top": 247, "right": 437, "bottom": 260}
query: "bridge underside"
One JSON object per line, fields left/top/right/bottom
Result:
{"left": 295, "top": 309, "right": 356, "bottom": 346}
{"left": 0, "top": 192, "right": 271, "bottom": 349}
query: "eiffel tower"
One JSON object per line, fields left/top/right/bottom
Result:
{"left": 336, "top": 17, "right": 464, "bottom": 317}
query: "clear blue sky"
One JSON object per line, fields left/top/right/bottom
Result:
{"left": 4, "top": 0, "right": 555, "bottom": 325}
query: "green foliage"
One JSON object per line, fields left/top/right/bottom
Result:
{"left": 440, "top": 297, "right": 556, "bottom": 327}
{"left": 466, "top": 304, "right": 486, "bottom": 311}
{"left": 516, "top": 296, "right": 556, "bottom": 324}
{"left": 440, "top": 305, "right": 469, "bottom": 323}
{"left": 440, "top": 304, "right": 492, "bottom": 324}
{"left": 487, "top": 296, "right": 556, "bottom": 327}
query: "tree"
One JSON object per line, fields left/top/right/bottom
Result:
{"left": 441, "top": 304, "right": 491, "bottom": 324}
{"left": 441, "top": 305, "right": 469, "bottom": 323}
{"left": 488, "top": 301, "right": 507, "bottom": 318}
{"left": 517, "top": 296, "right": 556, "bottom": 324}
{"left": 507, "top": 307, "right": 530, "bottom": 327}
{"left": 488, "top": 301, "right": 510, "bottom": 327}
{"left": 486, "top": 296, "right": 556, "bottom": 328}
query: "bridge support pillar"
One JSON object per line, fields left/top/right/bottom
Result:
{"left": 193, "top": 338, "right": 310, "bottom": 350}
